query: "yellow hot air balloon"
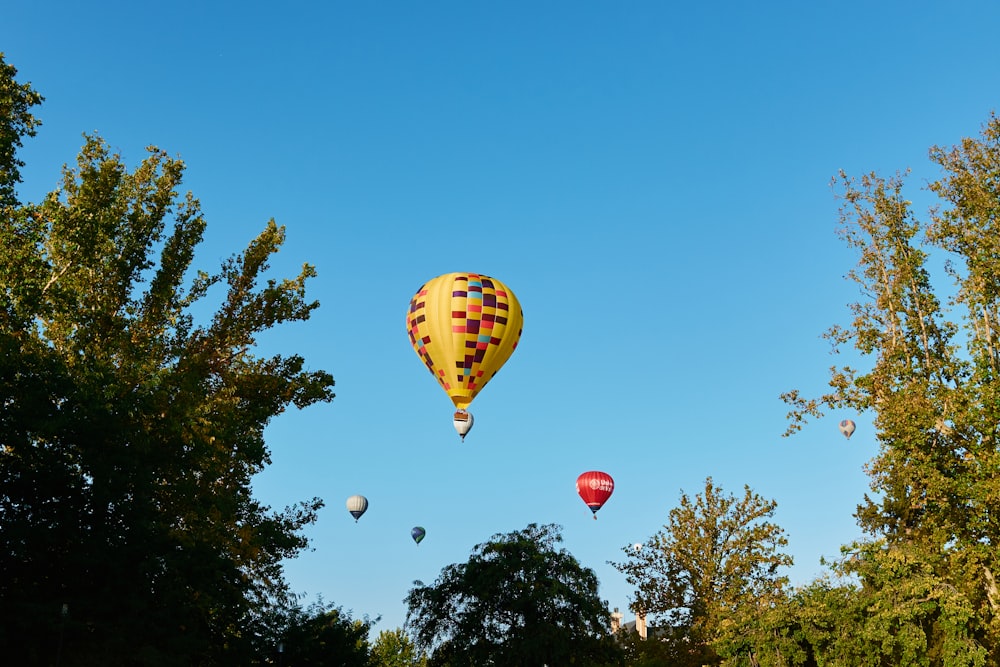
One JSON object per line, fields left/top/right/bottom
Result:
{"left": 407, "top": 272, "right": 523, "bottom": 439}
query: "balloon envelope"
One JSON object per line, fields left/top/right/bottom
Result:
{"left": 839, "top": 419, "right": 857, "bottom": 439}
{"left": 576, "top": 471, "right": 614, "bottom": 518}
{"left": 411, "top": 526, "right": 426, "bottom": 544}
{"left": 346, "top": 495, "right": 368, "bottom": 522}
{"left": 407, "top": 272, "right": 523, "bottom": 410}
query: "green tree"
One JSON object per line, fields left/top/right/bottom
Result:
{"left": 404, "top": 523, "right": 622, "bottom": 667}
{"left": 274, "top": 601, "right": 372, "bottom": 667}
{"left": 370, "top": 628, "right": 428, "bottom": 667}
{"left": 612, "top": 477, "right": 792, "bottom": 667}
{"left": 0, "top": 56, "right": 334, "bottom": 664}
{"left": 0, "top": 53, "right": 43, "bottom": 207}
{"left": 613, "top": 622, "right": 708, "bottom": 667}
{"left": 777, "top": 576, "right": 863, "bottom": 667}
{"left": 782, "top": 114, "right": 1000, "bottom": 665}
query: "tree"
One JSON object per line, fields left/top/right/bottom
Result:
{"left": 404, "top": 522, "right": 622, "bottom": 667}
{"left": 0, "top": 54, "right": 335, "bottom": 664}
{"left": 0, "top": 53, "right": 42, "bottom": 207}
{"left": 273, "top": 601, "right": 372, "bottom": 667}
{"left": 782, "top": 113, "right": 1000, "bottom": 665}
{"left": 613, "top": 622, "right": 708, "bottom": 667}
{"left": 612, "top": 477, "right": 792, "bottom": 667}
{"left": 776, "top": 576, "right": 865, "bottom": 667}
{"left": 370, "top": 628, "right": 428, "bottom": 667}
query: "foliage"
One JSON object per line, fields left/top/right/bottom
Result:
{"left": 369, "top": 628, "right": 428, "bottom": 667}
{"left": 404, "top": 522, "right": 623, "bottom": 667}
{"left": 782, "top": 113, "right": 1000, "bottom": 664}
{"left": 0, "top": 55, "right": 334, "bottom": 664}
{"left": 613, "top": 622, "right": 708, "bottom": 667}
{"left": 781, "top": 555, "right": 987, "bottom": 667}
{"left": 0, "top": 52, "right": 43, "bottom": 207}
{"left": 612, "top": 477, "right": 792, "bottom": 666}
{"left": 273, "top": 601, "right": 372, "bottom": 667}
{"left": 766, "top": 576, "right": 866, "bottom": 667}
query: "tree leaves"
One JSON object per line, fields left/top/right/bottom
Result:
{"left": 0, "top": 53, "right": 43, "bottom": 208}
{"left": 781, "top": 112, "right": 1000, "bottom": 665}
{"left": 0, "top": 60, "right": 334, "bottom": 663}
{"left": 612, "top": 478, "right": 791, "bottom": 665}
{"left": 405, "top": 523, "right": 622, "bottom": 667}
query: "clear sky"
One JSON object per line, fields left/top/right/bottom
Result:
{"left": 5, "top": 1, "right": 1000, "bottom": 635}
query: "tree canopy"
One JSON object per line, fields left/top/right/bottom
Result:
{"left": 404, "top": 523, "right": 622, "bottom": 667}
{"left": 0, "top": 53, "right": 42, "bottom": 207}
{"left": 274, "top": 601, "right": 373, "bottom": 667}
{"left": 781, "top": 113, "right": 1000, "bottom": 665}
{"left": 0, "top": 52, "right": 335, "bottom": 664}
{"left": 612, "top": 477, "right": 792, "bottom": 666}
{"left": 370, "top": 628, "right": 429, "bottom": 667}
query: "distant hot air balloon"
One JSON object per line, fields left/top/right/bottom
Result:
{"left": 407, "top": 272, "right": 523, "bottom": 441}
{"left": 411, "top": 526, "right": 426, "bottom": 545}
{"left": 453, "top": 411, "right": 474, "bottom": 440}
{"left": 839, "top": 419, "right": 857, "bottom": 439}
{"left": 576, "top": 471, "right": 614, "bottom": 520}
{"left": 346, "top": 495, "right": 368, "bottom": 522}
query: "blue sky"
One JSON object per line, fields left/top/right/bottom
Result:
{"left": 5, "top": 1, "right": 1000, "bottom": 634}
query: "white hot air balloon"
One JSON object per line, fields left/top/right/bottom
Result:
{"left": 453, "top": 410, "right": 474, "bottom": 440}
{"left": 346, "top": 495, "right": 368, "bottom": 522}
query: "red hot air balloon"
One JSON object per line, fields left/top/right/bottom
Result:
{"left": 576, "top": 471, "right": 614, "bottom": 520}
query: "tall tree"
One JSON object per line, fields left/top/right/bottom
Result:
{"left": 274, "top": 601, "right": 372, "bottom": 667}
{"left": 370, "top": 628, "right": 428, "bottom": 667}
{"left": 782, "top": 113, "right": 1000, "bottom": 665}
{"left": 612, "top": 477, "right": 792, "bottom": 667}
{"left": 0, "top": 52, "right": 42, "bottom": 207}
{"left": 0, "top": 56, "right": 334, "bottom": 664}
{"left": 404, "top": 523, "right": 622, "bottom": 667}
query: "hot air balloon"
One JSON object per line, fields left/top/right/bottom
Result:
{"left": 839, "top": 419, "right": 856, "bottom": 439}
{"left": 346, "top": 495, "right": 368, "bottom": 522}
{"left": 453, "top": 411, "right": 474, "bottom": 440}
{"left": 407, "top": 272, "right": 523, "bottom": 441}
{"left": 576, "top": 471, "right": 614, "bottom": 520}
{"left": 411, "top": 526, "right": 426, "bottom": 545}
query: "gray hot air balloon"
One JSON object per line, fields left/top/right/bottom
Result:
{"left": 346, "top": 495, "right": 368, "bottom": 522}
